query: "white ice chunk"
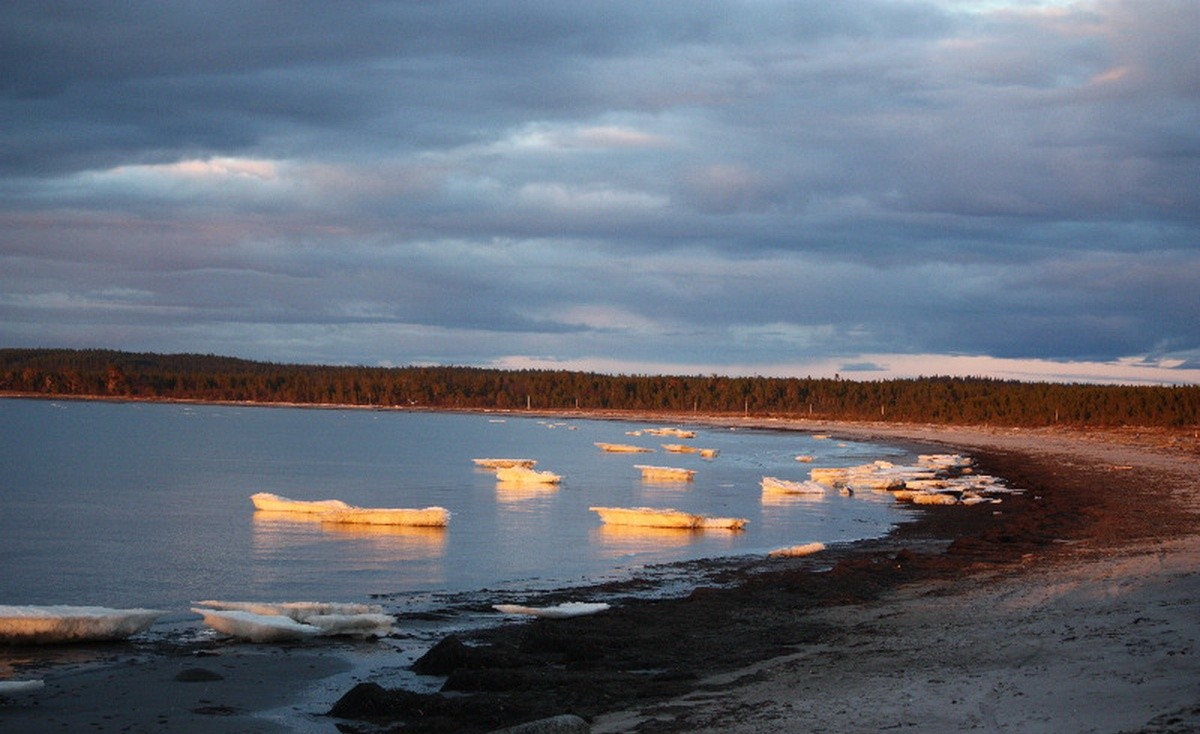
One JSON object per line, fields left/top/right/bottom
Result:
{"left": 0, "top": 605, "right": 164, "bottom": 644}
{"left": 192, "top": 600, "right": 383, "bottom": 622}
{"left": 768, "top": 542, "right": 826, "bottom": 558}
{"left": 492, "top": 602, "right": 611, "bottom": 619}
{"left": 191, "top": 608, "right": 322, "bottom": 643}
{"left": 304, "top": 613, "right": 396, "bottom": 637}
{"left": 0, "top": 680, "right": 45, "bottom": 694}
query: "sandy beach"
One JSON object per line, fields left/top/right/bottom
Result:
{"left": 593, "top": 420, "right": 1200, "bottom": 733}
{"left": 2, "top": 418, "right": 1197, "bottom": 733}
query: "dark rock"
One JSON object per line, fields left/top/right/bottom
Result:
{"left": 173, "top": 668, "right": 223, "bottom": 682}
{"left": 490, "top": 713, "right": 590, "bottom": 734}
{"left": 443, "top": 667, "right": 525, "bottom": 692}
{"left": 412, "top": 634, "right": 525, "bottom": 676}
{"left": 328, "top": 682, "right": 440, "bottom": 719}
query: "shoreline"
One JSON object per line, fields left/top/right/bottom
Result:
{"left": 2, "top": 406, "right": 1197, "bottom": 732}
{"left": 325, "top": 417, "right": 1199, "bottom": 732}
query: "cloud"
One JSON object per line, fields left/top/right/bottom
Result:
{"left": 1, "top": 0, "right": 1197, "bottom": 384}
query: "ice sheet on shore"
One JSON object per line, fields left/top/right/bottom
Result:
{"left": 191, "top": 608, "right": 323, "bottom": 643}
{"left": 0, "top": 605, "right": 165, "bottom": 645}
{"left": 807, "top": 456, "right": 1017, "bottom": 505}
{"left": 492, "top": 602, "right": 611, "bottom": 618}
{"left": 192, "top": 600, "right": 395, "bottom": 640}
{"left": 0, "top": 680, "right": 45, "bottom": 695}
{"left": 768, "top": 542, "right": 826, "bottom": 558}
{"left": 193, "top": 600, "right": 383, "bottom": 621}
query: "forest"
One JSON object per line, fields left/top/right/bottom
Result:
{"left": 2, "top": 348, "right": 1197, "bottom": 428}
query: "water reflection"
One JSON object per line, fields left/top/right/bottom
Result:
{"left": 761, "top": 491, "right": 828, "bottom": 507}
{"left": 637, "top": 478, "right": 694, "bottom": 489}
{"left": 495, "top": 481, "right": 560, "bottom": 503}
{"left": 251, "top": 511, "right": 447, "bottom": 561}
{"left": 590, "top": 523, "right": 700, "bottom": 556}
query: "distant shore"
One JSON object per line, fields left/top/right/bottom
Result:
{"left": 3, "top": 401, "right": 1198, "bottom": 732}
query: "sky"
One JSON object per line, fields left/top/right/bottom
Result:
{"left": 2, "top": 1, "right": 1198, "bottom": 385}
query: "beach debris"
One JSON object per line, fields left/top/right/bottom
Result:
{"left": 192, "top": 600, "right": 395, "bottom": 641}
{"left": 590, "top": 506, "right": 747, "bottom": 530}
{"left": 492, "top": 602, "right": 611, "bottom": 619}
{"left": 634, "top": 464, "right": 696, "bottom": 482}
{"left": 768, "top": 542, "right": 826, "bottom": 558}
{"left": 595, "top": 442, "right": 653, "bottom": 453}
{"left": 0, "top": 605, "right": 165, "bottom": 645}
{"left": 495, "top": 465, "right": 562, "bottom": 484}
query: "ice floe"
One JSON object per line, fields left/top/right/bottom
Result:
{"left": 590, "top": 506, "right": 747, "bottom": 530}
{"left": 808, "top": 456, "right": 1018, "bottom": 506}
{"left": 494, "top": 465, "right": 562, "bottom": 484}
{"left": 634, "top": 464, "right": 696, "bottom": 482}
{"left": 0, "top": 605, "right": 165, "bottom": 645}
{"left": 250, "top": 492, "right": 352, "bottom": 513}
{"left": 761, "top": 476, "right": 826, "bottom": 495}
{"left": 595, "top": 442, "right": 653, "bottom": 453}
{"left": 250, "top": 492, "right": 450, "bottom": 526}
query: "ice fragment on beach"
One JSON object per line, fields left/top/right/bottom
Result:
{"left": 768, "top": 542, "right": 826, "bottom": 558}
{"left": 305, "top": 613, "right": 396, "bottom": 637}
{"left": 194, "top": 600, "right": 384, "bottom": 621}
{"left": 0, "top": 605, "right": 165, "bottom": 644}
{"left": 191, "top": 608, "right": 323, "bottom": 643}
{"left": 0, "top": 680, "right": 45, "bottom": 695}
{"left": 492, "top": 602, "right": 611, "bottom": 619}
{"left": 192, "top": 600, "right": 395, "bottom": 639}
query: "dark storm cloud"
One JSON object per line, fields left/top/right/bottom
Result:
{"left": 1, "top": 1, "right": 1198, "bottom": 382}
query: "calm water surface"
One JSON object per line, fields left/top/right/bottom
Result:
{"left": 0, "top": 399, "right": 918, "bottom": 614}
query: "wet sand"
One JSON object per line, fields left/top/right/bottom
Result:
{"left": 592, "top": 420, "right": 1200, "bottom": 733}
{"left": 3, "top": 419, "right": 1197, "bottom": 733}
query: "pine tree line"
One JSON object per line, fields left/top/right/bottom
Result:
{"left": 2, "top": 348, "right": 1197, "bottom": 428}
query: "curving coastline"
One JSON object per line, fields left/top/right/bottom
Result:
{"left": 3, "top": 415, "right": 1197, "bottom": 733}
{"left": 326, "top": 418, "right": 1200, "bottom": 733}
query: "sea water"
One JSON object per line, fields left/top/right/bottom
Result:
{"left": 0, "top": 398, "right": 917, "bottom": 616}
